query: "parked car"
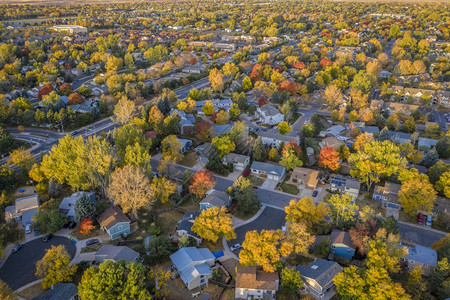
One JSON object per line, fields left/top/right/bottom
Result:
{"left": 426, "top": 214, "right": 432, "bottom": 226}
{"left": 303, "top": 120, "right": 308, "bottom": 125}
{"left": 230, "top": 243, "right": 241, "bottom": 251}
{"left": 312, "top": 190, "right": 318, "bottom": 197}
{"left": 43, "top": 234, "right": 53, "bottom": 242}
{"left": 12, "top": 244, "right": 23, "bottom": 253}
{"left": 25, "top": 224, "right": 32, "bottom": 234}
{"left": 70, "top": 131, "right": 78, "bottom": 136}
{"left": 417, "top": 213, "right": 424, "bottom": 225}
{"left": 68, "top": 221, "right": 77, "bottom": 229}
{"left": 63, "top": 221, "right": 71, "bottom": 229}
{"left": 86, "top": 239, "right": 100, "bottom": 246}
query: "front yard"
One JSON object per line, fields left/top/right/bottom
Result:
{"left": 280, "top": 182, "right": 300, "bottom": 195}
{"left": 248, "top": 174, "right": 265, "bottom": 187}
{"left": 179, "top": 151, "right": 199, "bottom": 168}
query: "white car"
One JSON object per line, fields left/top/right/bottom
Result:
{"left": 303, "top": 120, "right": 308, "bottom": 125}
{"left": 426, "top": 214, "right": 432, "bottom": 226}
{"left": 230, "top": 243, "right": 242, "bottom": 251}
{"left": 25, "top": 224, "right": 31, "bottom": 234}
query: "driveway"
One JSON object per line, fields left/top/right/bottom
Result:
{"left": 227, "top": 207, "right": 287, "bottom": 253}
{"left": 261, "top": 179, "right": 278, "bottom": 190}
{"left": 0, "top": 236, "right": 76, "bottom": 290}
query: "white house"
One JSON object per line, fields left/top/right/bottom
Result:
{"left": 250, "top": 161, "right": 286, "bottom": 181}
{"left": 258, "top": 131, "right": 299, "bottom": 148}
{"left": 235, "top": 266, "right": 279, "bottom": 299}
{"left": 5, "top": 195, "right": 39, "bottom": 226}
{"left": 256, "top": 105, "right": 285, "bottom": 124}
{"left": 329, "top": 176, "right": 361, "bottom": 201}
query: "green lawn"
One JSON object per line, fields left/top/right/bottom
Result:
{"left": 280, "top": 182, "right": 300, "bottom": 195}
{"left": 179, "top": 195, "right": 201, "bottom": 212}
{"left": 234, "top": 208, "right": 258, "bottom": 221}
{"left": 80, "top": 243, "right": 102, "bottom": 253}
{"left": 179, "top": 151, "right": 199, "bottom": 168}
{"left": 248, "top": 175, "right": 265, "bottom": 186}
{"left": 289, "top": 112, "right": 302, "bottom": 125}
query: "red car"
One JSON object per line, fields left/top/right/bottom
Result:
{"left": 417, "top": 213, "right": 424, "bottom": 225}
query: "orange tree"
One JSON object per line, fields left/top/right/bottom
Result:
{"left": 318, "top": 146, "right": 340, "bottom": 171}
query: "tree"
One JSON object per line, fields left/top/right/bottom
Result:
{"left": 161, "top": 135, "right": 183, "bottom": 163}
{"left": 0, "top": 280, "right": 16, "bottom": 300}
{"left": 349, "top": 141, "right": 406, "bottom": 190}
{"left": 9, "top": 147, "right": 35, "bottom": 176}
{"left": 151, "top": 177, "right": 177, "bottom": 204}
{"left": 349, "top": 219, "right": 379, "bottom": 255}
{"left": 231, "top": 176, "right": 261, "bottom": 214}
{"left": 399, "top": 175, "right": 437, "bottom": 216}
{"left": 327, "top": 193, "right": 358, "bottom": 226}
{"left": 67, "top": 92, "right": 83, "bottom": 105}
{"left": 318, "top": 146, "right": 340, "bottom": 171}
{"left": 107, "top": 165, "right": 153, "bottom": 216}
{"left": 429, "top": 258, "right": 450, "bottom": 299}
{"left": 33, "top": 210, "right": 66, "bottom": 234}
{"left": 113, "top": 96, "right": 135, "bottom": 125}
{"left": 147, "top": 236, "right": 172, "bottom": 263}
{"left": 366, "top": 61, "right": 382, "bottom": 78}
{"left": 209, "top": 68, "right": 224, "bottom": 92}
{"left": 148, "top": 267, "right": 171, "bottom": 298}
{"left": 268, "top": 147, "right": 279, "bottom": 161}
{"left": 239, "top": 230, "right": 293, "bottom": 272}
{"left": 212, "top": 136, "right": 235, "bottom": 158}
{"left": 286, "top": 221, "right": 315, "bottom": 254}
{"left": 79, "top": 217, "right": 95, "bottom": 236}
{"left": 285, "top": 197, "right": 329, "bottom": 229}
{"left": 194, "top": 120, "right": 212, "bottom": 142}
{"left": 337, "top": 144, "right": 350, "bottom": 161}
{"left": 148, "top": 105, "right": 164, "bottom": 132}
{"left": 191, "top": 207, "right": 235, "bottom": 242}
{"left": 280, "top": 268, "right": 303, "bottom": 292}
{"left": 189, "top": 170, "right": 216, "bottom": 199}
{"left": 350, "top": 72, "right": 372, "bottom": 94}
{"left": 78, "top": 260, "right": 151, "bottom": 299}
{"left": 278, "top": 121, "right": 291, "bottom": 135}
{"left": 390, "top": 24, "right": 401, "bottom": 37}
{"left": 74, "top": 193, "right": 96, "bottom": 223}
{"left": 124, "top": 142, "right": 152, "bottom": 175}
{"left": 405, "top": 266, "right": 426, "bottom": 299}
{"left": 252, "top": 137, "right": 265, "bottom": 161}
{"left": 324, "top": 85, "right": 343, "bottom": 108}
{"left": 38, "top": 84, "right": 53, "bottom": 101}
{"left": 229, "top": 103, "right": 241, "bottom": 119}
{"left": 242, "top": 76, "right": 252, "bottom": 91}
{"left": 422, "top": 148, "right": 439, "bottom": 168}
{"left": 114, "top": 124, "right": 150, "bottom": 162}
{"left": 423, "top": 123, "right": 441, "bottom": 139}
{"left": 436, "top": 171, "right": 450, "bottom": 198}
{"left": 280, "top": 142, "right": 303, "bottom": 170}
{"left": 201, "top": 100, "right": 215, "bottom": 116}
{"left": 436, "top": 135, "right": 450, "bottom": 159}
{"left": 215, "top": 110, "right": 230, "bottom": 125}
{"left": 35, "top": 245, "right": 76, "bottom": 289}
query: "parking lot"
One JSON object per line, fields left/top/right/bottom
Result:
{"left": 0, "top": 236, "right": 76, "bottom": 290}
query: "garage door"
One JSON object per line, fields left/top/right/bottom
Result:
{"left": 268, "top": 174, "right": 278, "bottom": 180}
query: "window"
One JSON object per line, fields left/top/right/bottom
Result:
{"left": 118, "top": 225, "right": 123, "bottom": 230}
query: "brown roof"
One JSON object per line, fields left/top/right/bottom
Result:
{"left": 235, "top": 266, "right": 279, "bottom": 291}
{"left": 330, "top": 230, "right": 355, "bottom": 249}
{"left": 290, "top": 167, "right": 319, "bottom": 187}
{"left": 97, "top": 205, "right": 130, "bottom": 230}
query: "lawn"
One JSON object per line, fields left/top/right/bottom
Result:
{"left": 179, "top": 151, "right": 199, "bottom": 168}
{"left": 80, "top": 243, "right": 102, "bottom": 253}
{"left": 289, "top": 112, "right": 302, "bottom": 125}
{"left": 281, "top": 182, "right": 300, "bottom": 195}
{"left": 234, "top": 208, "right": 258, "bottom": 221}
{"left": 70, "top": 226, "right": 101, "bottom": 241}
{"left": 16, "top": 282, "right": 46, "bottom": 299}
{"left": 157, "top": 210, "right": 185, "bottom": 235}
{"left": 355, "top": 194, "right": 384, "bottom": 217}
{"left": 248, "top": 174, "right": 265, "bottom": 187}
{"left": 179, "top": 195, "right": 201, "bottom": 212}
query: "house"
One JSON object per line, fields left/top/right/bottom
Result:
{"left": 256, "top": 105, "right": 285, "bottom": 124}
{"left": 250, "top": 161, "right": 286, "bottom": 181}
{"left": 171, "top": 109, "right": 195, "bottom": 135}
{"left": 319, "top": 125, "right": 345, "bottom": 137}
{"left": 372, "top": 182, "right": 402, "bottom": 218}
{"left": 287, "top": 167, "right": 319, "bottom": 189}
{"left": 388, "top": 131, "right": 412, "bottom": 144}
{"left": 329, "top": 176, "right": 361, "bottom": 200}
{"left": 319, "top": 136, "right": 345, "bottom": 150}
{"left": 195, "top": 143, "right": 211, "bottom": 163}
{"left": 259, "top": 131, "right": 300, "bottom": 148}
{"left": 50, "top": 25, "right": 88, "bottom": 34}
{"left": 5, "top": 195, "right": 39, "bottom": 226}
{"left": 59, "top": 191, "right": 96, "bottom": 221}
{"left": 32, "top": 283, "right": 78, "bottom": 300}
{"left": 176, "top": 211, "right": 202, "bottom": 245}
{"left": 97, "top": 206, "right": 131, "bottom": 240}
{"left": 401, "top": 242, "right": 437, "bottom": 275}
{"left": 222, "top": 153, "right": 250, "bottom": 171}
{"left": 170, "top": 247, "right": 216, "bottom": 290}
{"left": 94, "top": 245, "right": 140, "bottom": 263}
{"left": 296, "top": 259, "right": 343, "bottom": 299}
{"left": 330, "top": 230, "right": 355, "bottom": 259}
{"left": 349, "top": 122, "right": 365, "bottom": 132}
{"left": 199, "top": 190, "right": 232, "bottom": 211}
{"left": 178, "top": 138, "right": 193, "bottom": 154}
{"left": 235, "top": 266, "right": 279, "bottom": 300}
{"left": 418, "top": 137, "right": 438, "bottom": 152}
{"left": 363, "top": 126, "right": 380, "bottom": 135}
{"left": 212, "top": 124, "right": 233, "bottom": 137}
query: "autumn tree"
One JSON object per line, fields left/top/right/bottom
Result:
{"left": 9, "top": 147, "right": 35, "bottom": 177}
{"left": 280, "top": 142, "right": 303, "bottom": 170}
{"left": 161, "top": 135, "right": 183, "bottom": 163}
{"left": 278, "top": 121, "right": 291, "bottom": 135}
{"left": 280, "top": 268, "right": 303, "bottom": 292}
{"left": 192, "top": 207, "right": 235, "bottom": 242}
{"left": 114, "top": 124, "right": 150, "bottom": 162}
{"left": 201, "top": 100, "right": 215, "bottom": 116}
{"left": 212, "top": 136, "right": 235, "bottom": 158}
{"left": 215, "top": 110, "right": 230, "bottom": 125}
{"left": 0, "top": 280, "right": 16, "bottom": 300}
{"left": 209, "top": 68, "right": 224, "bottom": 92}
{"left": 349, "top": 219, "right": 380, "bottom": 255}
{"left": 327, "top": 193, "right": 358, "bottom": 226}
{"left": 194, "top": 120, "right": 212, "bottom": 142}
{"left": 148, "top": 105, "right": 164, "bottom": 133}
{"left": 67, "top": 92, "right": 83, "bottom": 105}
{"left": 189, "top": 170, "right": 216, "bottom": 199}
{"left": 124, "top": 142, "right": 152, "bottom": 176}
{"left": 285, "top": 197, "right": 329, "bottom": 230}
{"left": 151, "top": 177, "right": 177, "bottom": 204}
{"left": 79, "top": 217, "right": 95, "bottom": 236}
{"left": 78, "top": 260, "right": 151, "bottom": 299}
{"left": 324, "top": 85, "right": 343, "bottom": 108}
{"left": 35, "top": 245, "right": 77, "bottom": 289}
{"left": 113, "top": 96, "right": 135, "bottom": 125}
{"left": 231, "top": 176, "right": 261, "bottom": 214}
{"left": 398, "top": 174, "right": 437, "bottom": 216}
{"left": 107, "top": 165, "right": 153, "bottom": 216}
{"left": 286, "top": 221, "right": 315, "bottom": 254}
{"left": 318, "top": 146, "right": 340, "bottom": 171}
{"left": 239, "top": 230, "right": 293, "bottom": 272}
{"left": 429, "top": 258, "right": 450, "bottom": 299}
{"left": 38, "top": 84, "right": 53, "bottom": 101}
{"left": 148, "top": 267, "right": 171, "bottom": 298}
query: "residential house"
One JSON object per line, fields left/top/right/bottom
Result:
{"left": 195, "top": 143, "right": 211, "bottom": 163}
{"left": 383, "top": 102, "right": 420, "bottom": 116}
{"left": 170, "top": 247, "right": 216, "bottom": 290}
{"left": 212, "top": 124, "right": 233, "bottom": 137}
{"left": 401, "top": 242, "right": 437, "bottom": 275}
{"left": 259, "top": 131, "right": 300, "bottom": 149}
{"left": 182, "top": 65, "right": 204, "bottom": 74}
{"left": 388, "top": 131, "right": 412, "bottom": 144}
{"left": 32, "top": 283, "right": 78, "bottom": 300}
{"left": 235, "top": 266, "right": 279, "bottom": 300}
{"left": 418, "top": 137, "right": 438, "bottom": 152}
{"left": 319, "top": 125, "right": 345, "bottom": 137}
{"left": 349, "top": 122, "right": 365, "bottom": 132}
{"left": 5, "top": 195, "right": 39, "bottom": 226}
{"left": 97, "top": 205, "right": 131, "bottom": 240}
{"left": 171, "top": 109, "right": 194, "bottom": 135}
{"left": 256, "top": 105, "right": 285, "bottom": 124}
{"left": 178, "top": 138, "right": 193, "bottom": 154}
{"left": 330, "top": 230, "right": 356, "bottom": 259}
{"left": 250, "top": 161, "right": 286, "bottom": 181}
{"left": 364, "top": 126, "right": 380, "bottom": 135}
{"left": 329, "top": 176, "right": 361, "bottom": 200}
{"left": 287, "top": 167, "right": 319, "bottom": 189}
{"left": 94, "top": 245, "right": 140, "bottom": 263}
{"left": 222, "top": 153, "right": 250, "bottom": 171}
{"left": 370, "top": 99, "right": 384, "bottom": 113}
{"left": 319, "top": 136, "right": 345, "bottom": 150}
{"left": 59, "top": 191, "right": 96, "bottom": 221}
{"left": 296, "top": 259, "right": 343, "bottom": 299}
{"left": 176, "top": 211, "right": 202, "bottom": 245}
{"left": 373, "top": 182, "right": 402, "bottom": 218}
{"left": 199, "top": 190, "right": 232, "bottom": 211}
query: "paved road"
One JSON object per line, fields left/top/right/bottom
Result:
{"left": 432, "top": 111, "right": 448, "bottom": 131}
{"left": 384, "top": 39, "right": 395, "bottom": 60}
{"left": 398, "top": 222, "right": 446, "bottom": 247}
{"left": 0, "top": 236, "right": 76, "bottom": 290}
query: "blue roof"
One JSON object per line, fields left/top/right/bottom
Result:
{"left": 213, "top": 124, "right": 232, "bottom": 134}
{"left": 402, "top": 243, "right": 437, "bottom": 267}
{"left": 170, "top": 247, "right": 215, "bottom": 273}
{"left": 250, "top": 161, "right": 286, "bottom": 177}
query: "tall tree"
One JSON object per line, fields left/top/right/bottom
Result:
{"left": 327, "top": 193, "right": 359, "bottom": 226}
{"left": 429, "top": 258, "right": 450, "bottom": 299}
{"left": 113, "top": 96, "right": 135, "bottom": 125}
{"left": 212, "top": 136, "right": 235, "bottom": 158}
{"left": 74, "top": 193, "right": 96, "bottom": 223}
{"left": 318, "top": 146, "right": 340, "bottom": 171}
{"left": 161, "top": 135, "right": 183, "bottom": 163}
{"left": 280, "top": 142, "right": 303, "bottom": 170}
{"left": 0, "top": 280, "right": 16, "bottom": 300}
{"left": 189, "top": 170, "right": 216, "bottom": 199}
{"left": 151, "top": 177, "right": 177, "bottom": 204}
{"left": 286, "top": 221, "right": 315, "bottom": 254}
{"left": 285, "top": 197, "right": 329, "bottom": 229}
{"left": 398, "top": 175, "right": 437, "bottom": 216}
{"left": 35, "top": 245, "right": 77, "bottom": 289}
{"left": 324, "top": 85, "right": 343, "bottom": 108}
{"left": 191, "top": 207, "right": 235, "bottom": 242}
{"left": 114, "top": 124, "right": 150, "bottom": 163}
{"left": 32, "top": 210, "right": 66, "bottom": 234}
{"left": 209, "top": 68, "right": 224, "bottom": 92}
{"left": 194, "top": 120, "right": 212, "bottom": 142}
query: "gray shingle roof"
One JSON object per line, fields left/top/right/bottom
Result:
{"left": 222, "top": 153, "right": 249, "bottom": 164}
{"left": 32, "top": 283, "right": 77, "bottom": 300}
{"left": 258, "top": 131, "right": 299, "bottom": 143}
{"left": 95, "top": 245, "right": 139, "bottom": 262}
{"left": 296, "top": 259, "right": 343, "bottom": 288}
{"left": 250, "top": 161, "right": 286, "bottom": 177}
{"left": 200, "top": 190, "right": 230, "bottom": 207}
{"left": 330, "top": 230, "right": 355, "bottom": 249}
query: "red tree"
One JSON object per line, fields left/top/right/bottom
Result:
{"left": 279, "top": 80, "right": 301, "bottom": 95}
{"left": 194, "top": 120, "right": 212, "bottom": 142}
{"left": 319, "top": 58, "right": 332, "bottom": 68}
{"left": 189, "top": 170, "right": 216, "bottom": 199}
{"left": 190, "top": 57, "right": 198, "bottom": 65}
{"left": 293, "top": 61, "right": 306, "bottom": 69}
{"left": 38, "top": 84, "right": 54, "bottom": 101}
{"left": 258, "top": 96, "right": 269, "bottom": 107}
{"left": 68, "top": 92, "right": 83, "bottom": 105}
{"left": 318, "top": 146, "right": 340, "bottom": 171}
{"left": 79, "top": 217, "right": 95, "bottom": 236}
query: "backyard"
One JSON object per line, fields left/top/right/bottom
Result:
{"left": 179, "top": 151, "right": 199, "bottom": 168}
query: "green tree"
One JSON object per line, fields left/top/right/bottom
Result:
{"left": 147, "top": 236, "right": 172, "bottom": 263}
{"left": 35, "top": 245, "right": 77, "bottom": 289}
{"left": 429, "top": 258, "right": 450, "bottom": 299}
{"left": 231, "top": 176, "right": 261, "bottom": 214}
{"left": 74, "top": 193, "right": 96, "bottom": 223}
{"left": 191, "top": 207, "right": 236, "bottom": 242}
{"left": 78, "top": 260, "right": 151, "bottom": 299}
{"left": 327, "top": 193, "right": 359, "bottom": 226}
{"left": 436, "top": 135, "right": 450, "bottom": 159}
{"left": 252, "top": 137, "right": 265, "bottom": 161}
{"left": 114, "top": 124, "right": 150, "bottom": 162}
{"left": 422, "top": 148, "right": 439, "bottom": 168}
{"left": 124, "top": 142, "right": 152, "bottom": 175}
{"left": 280, "top": 267, "right": 303, "bottom": 292}
{"left": 33, "top": 209, "right": 66, "bottom": 234}
{"left": 280, "top": 144, "right": 303, "bottom": 170}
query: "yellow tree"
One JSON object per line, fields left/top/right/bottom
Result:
{"left": 398, "top": 175, "right": 437, "bottom": 216}
{"left": 209, "top": 68, "right": 224, "bottom": 92}
{"left": 9, "top": 147, "right": 35, "bottom": 174}
{"left": 285, "top": 197, "right": 329, "bottom": 229}
{"left": 161, "top": 135, "right": 183, "bottom": 163}
{"left": 191, "top": 207, "right": 235, "bottom": 242}
{"left": 151, "top": 177, "right": 177, "bottom": 204}
{"left": 215, "top": 110, "right": 230, "bottom": 125}
{"left": 324, "top": 85, "right": 343, "bottom": 108}
{"left": 148, "top": 267, "right": 171, "bottom": 298}
{"left": 113, "top": 96, "right": 135, "bottom": 125}
{"left": 278, "top": 121, "right": 291, "bottom": 135}
{"left": 201, "top": 100, "right": 215, "bottom": 116}
{"left": 212, "top": 136, "right": 235, "bottom": 158}
{"left": 286, "top": 222, "right": 315, "bottom": 254}
{"left": 239, "top": 230, "right": 293, "bottom": 272}
{"left": 35, "top": 245, "right": 77, "bottom": 289}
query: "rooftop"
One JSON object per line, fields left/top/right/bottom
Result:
{"left": 235, "top": 266, "right": 279, "bottom": 291}
{"left": 296, "top": 258, "right": 343, "bottom": 288}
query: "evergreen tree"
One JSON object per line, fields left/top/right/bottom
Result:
{"left": 74, "top": 193, "right": 96, "bottom": 223}
{"left": 157, "top": 97, "right": 170, "bottom": 115}
{"left": 436, "top": 135, "right": 450, "bottom": 159}
{"left": 206, "top": 144, "right": 228, "bottom": 175}
{"left": 422, "top": 148, "right": 439, "bottom": 168}
{"left": 379, "top": 127, "right": 390, "bottom": 141}
{"left": 252, "top": 137, "right": 265, "bottom": 161}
